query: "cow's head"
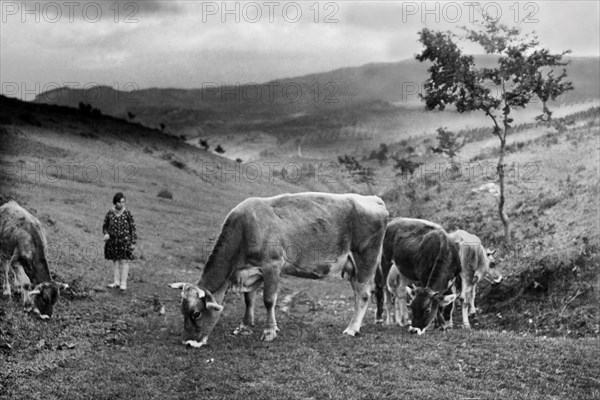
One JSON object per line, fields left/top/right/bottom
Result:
{"left": 406, "top": 286, "right": 456, "bottom": 335}
{"left": 24, "top": 281, "right": 69, "bottom": 319}
{"left": 169, "top": 282, "right": 224, "bottom": 348}
{"left": 484, "top": 249, "right": 503, "bottom": 284}
{"left": 486, "top": 249, "right": 497, "bottom": 267}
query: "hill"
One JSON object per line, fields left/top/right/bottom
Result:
{"left": 34, "top": 57, "right": 600, "bottom": 136}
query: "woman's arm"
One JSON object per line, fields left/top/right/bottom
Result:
{"left": 102, "top": 212, "right": 110, "bottom": 235}
{"left": 128, "top": 211, "right": 137, "bottom": 245}
{"left": 102, "top": 212, "right": 110, "bottom": 241}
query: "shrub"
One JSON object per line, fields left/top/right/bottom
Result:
{"left": 170, "top": 160, "right": 186, "bottom": 169}
{"left": 157, "top": 189, "right": 173, "bottom": 199}
{"left": 539, "top": 196, "right": 561, "bottom": 211}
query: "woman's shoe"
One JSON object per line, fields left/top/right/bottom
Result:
{"left": 107, "top": 283, "right": 119, "bottom": 288}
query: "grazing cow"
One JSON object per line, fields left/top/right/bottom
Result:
{"left": 374, "top": 218, "right": 461, "bottom": 335}
{"left": 448, "top": 229, "right": 502, "bottom": 328}
{"left": 170, "top": 192, "right": 389, "bottom": 348}
{"left": 0, "top": 200, "right": 68, "bottom": 319}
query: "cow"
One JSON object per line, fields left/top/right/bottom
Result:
{"left": 0, "top": 200, "right": 68, "bottom": 319}
{"left": 374, "top": 218, "right": 461, "bottom": 335}
{"left": 448, "top": 229, "right": 502, "bottom": 329}
{"left": 170, "top": 192, "right": 389, "bottom": 348}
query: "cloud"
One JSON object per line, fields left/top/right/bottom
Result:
{"left": 1, "top": 0, "right": 598, "bottom": 99}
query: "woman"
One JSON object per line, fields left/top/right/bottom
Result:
{"left": 103, "top": 192, "right": 137, "bottom": 291}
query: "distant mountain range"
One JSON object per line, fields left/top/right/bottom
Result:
{"left": 35, "top": 56, "right": 599, "bottom": 135}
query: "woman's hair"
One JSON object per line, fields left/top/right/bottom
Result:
{"left": 112, "top": 192, "right": 126, "bottom": 205}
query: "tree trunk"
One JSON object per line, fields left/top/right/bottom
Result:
{"left": 497, "top": 139, "right": 512, "bottom": 246}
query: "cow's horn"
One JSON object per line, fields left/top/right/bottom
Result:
{"left": 206, "top": 301, "right": 223, "bottom": 312}
{"left": 169, "top": 282, "right": 188, "bottom": 290}
{"left": 29, "top": 290, "right": 41, "bottom": 296}
{"left": 197, "top": 289, "right": 205, "bottom": 298}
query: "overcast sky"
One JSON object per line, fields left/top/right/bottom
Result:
{"left": 1, "top": 0, "right": 598, "bottom": 100}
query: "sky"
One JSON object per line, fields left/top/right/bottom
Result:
{"left": 1, "top": 0, "right": 599, "bottom": 100}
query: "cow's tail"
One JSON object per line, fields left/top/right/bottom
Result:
{"left": 374, "top": 241, "right": 391, "bottom": 320}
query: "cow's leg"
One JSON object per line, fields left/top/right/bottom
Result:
{"left": 234, "top": 291, "right": 256, "bottom": 336}
{"left": 343, "top": 277, "right": 372, "bottom": 336}
{"left": 388, "top": 264, "right": 410, "bottom": 327}
{"left": 458, "top": 270, "right": 470, "bottom": 329}
{"left": 13, "top": 262, "right": 30, "bottom": 291}
{"left": 1, "top": 258, "right": 11, "bottom": 297}
{"left": 462, "top": 284, "right": 473, "bottom": 329}
{"left": 442, "top": 284, "right": 456, "bottom": 329}
{"left": 374, "top": 267, "right": 385, "bottom": 324}
{"left": 383, "top": 287, "right": 394, "bottom": 326}
{"left": 261, "top": 261, "right": 282, "bottom": 342}
{"left": 243, "top": 291, "right": 256, "bottom": 326}
{"left": 469, "top": 281, "right": 478, "bottom": 315}
{"left": 342, "top": 249, "right": 380, "bottom": 336}
{"left": 8, "top": 251, "right": 25, "bottom": 296}
{"left": 383, "top": 263, "right": 400, "bottom": 326}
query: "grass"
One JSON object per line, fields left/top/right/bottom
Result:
{"left": 1, "top": 96, "right": 599, "bottom": 399}
{"left": 2, "top": 286, "right": 599, "bottom": 399}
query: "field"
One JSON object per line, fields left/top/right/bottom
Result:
{"left": 1, "top": 96, "right": 599, "bottom": 399}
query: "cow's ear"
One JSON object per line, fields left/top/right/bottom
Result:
{"left": 440, "top": 293, "right": 457, "bottom": 307}
{"left": 201, "top": 290, "right": 222, "bottom": 312}
{"left": 58, "top": 282, "right": 69, "bottom": 291}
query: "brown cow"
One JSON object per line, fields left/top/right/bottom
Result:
{"left": 375, "top": 218, "right": 461, "bottom": 335}
{"left": 170, "top": 192, "right": 388, "bottom": 348}
{"left": 0, "top": 200, "right": 68, "bottom": 319}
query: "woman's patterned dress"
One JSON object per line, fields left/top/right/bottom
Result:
{"left": 103, "top": 209, "right": 137, "bottom": 261}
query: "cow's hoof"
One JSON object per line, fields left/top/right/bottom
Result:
{"left": 261, "top": 326, "right": 279, "bottom": 342}
{"left": 184, "top": 339, "right": 207, "bottom": 348}
{"left": 374, "top": 318, "right": 384, "bottom": 325}
{"left": 442, "top": 322, "right": 454, "bottom": 330}
{"left": 463, "top": 324, "right": 472, "bottom": 330}
{"left": 342, "top": 327, "right": 360, "bottom": 336}
{"left": 233, "top": 324, "right": 253, "bottom": 336}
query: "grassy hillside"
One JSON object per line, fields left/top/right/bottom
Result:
{"left": 1, "top": 96, "right": 599, "bottom": 399}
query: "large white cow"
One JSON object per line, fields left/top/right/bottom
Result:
{"left": 170, "top": 192, "right": 389, "bottom": 347}
{"left": 449, "top": 229, "right": 502, "bottom": 328}
{"left": 0, "top": 200, "right": 68, "bottom": 319}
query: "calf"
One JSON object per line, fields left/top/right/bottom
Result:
{"left": 448, "top": 229, "right": 502, "bottom": 328}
